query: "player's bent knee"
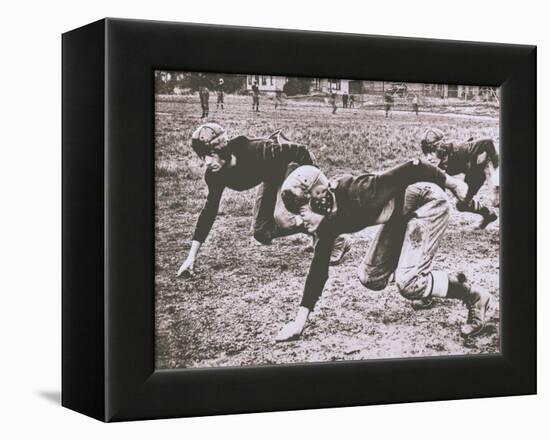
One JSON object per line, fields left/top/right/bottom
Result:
{"left": 358, "top": 270, "right": 388, "bottom": 291}
{"left": 395, "top": 271, "right": 426, "bottom": 300}
{"left": 253, "top": 230, "right": 272, "bottom": 245}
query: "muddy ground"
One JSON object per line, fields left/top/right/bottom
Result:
{"left": 154, "top": 94, "right": 500, "bottom": 369}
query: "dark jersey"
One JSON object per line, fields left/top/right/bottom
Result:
{"left": 434, "top": 138, "right": 499, "bottom": 175}
{"left": 192, "top": 136, "right": 314, "bottom": 243}
{"left": 299, "top": 160, "right": 447, "bottom": 311}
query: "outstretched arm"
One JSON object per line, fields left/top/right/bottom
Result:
{"left": 176, "top": 240, "right": 201, "bottom": 278}
{"left": 177, "top": 179, "right": 224, "bottom": 277}
{"left": 275, "top": 233, "right": 335, "bottom": 341}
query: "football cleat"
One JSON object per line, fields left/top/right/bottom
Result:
{"left": 460, "top": 286, "right": 491, "bottom": 337}
{"left": 477, "top": 211, "right": 498, "bottom": 229}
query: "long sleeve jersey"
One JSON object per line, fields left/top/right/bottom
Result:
{"left": 300, "top": 160, "right": 447, "bottom": 311}
{"left": 433, "top": 138, "right": 499, "bottom": 175}
{"left": 192, "top": 136, "right": 314, "bottom": 243}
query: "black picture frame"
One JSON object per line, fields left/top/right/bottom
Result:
{"left": 62, "top": 18, "right": 536, "bottom": 422}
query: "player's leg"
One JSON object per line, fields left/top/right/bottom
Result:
{"left": 484, "top": 159, "right": 499, "bottom": 207}
{"left": 394, "top": 183, "right": 491, "bottom": 337}
{"left": 358, "top": 217, "right": 407, "bottom": 291}
{"left": 270, "top": 164, "right": 307, "bottom": 239}
{"left": 200, "top": 96, "right": 205, "bottom": 118}
{"left": 458, "top": 166, "right": 498, "bottom": 229}
{"left": 394, "top": 183, "right": 450, "bottom": 309}
{"left": 251, "top": 180, "right": 279, "bottom": 245}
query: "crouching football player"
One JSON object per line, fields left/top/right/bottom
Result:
{"left": 176, "top": 123, "right": 351, "bottom": 277}
{"left": 420, "top": 128, "right": 499, "bottom": 229}
{"left": 275, "top": 160, "right": 491, "bottom": 342}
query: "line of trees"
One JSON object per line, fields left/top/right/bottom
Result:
{"left": 154, "top": 71, "right": 246, "bottom": 94}
{"left": 282, "top": 78, "right": 312, "bottom": 96}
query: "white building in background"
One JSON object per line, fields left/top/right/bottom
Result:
{"left": 244, "top": 75, "right": 497, "bottom": 101}
{"left": 245, "top": 75, "right": 287, "bottom": 92}
{"left": 350, "top": 81, "right": 498, "bottom": 101}
{"left": 245, "top": 75, "right": 351, "bottom": 94}
{"left": 309, "top": 78, "right": 351, "bottom": 94}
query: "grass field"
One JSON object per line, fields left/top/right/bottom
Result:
{"left": 155, "top": 94, "right": 500, "bottom": 369}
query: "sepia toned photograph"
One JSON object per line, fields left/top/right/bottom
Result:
{"left": 154, "top": 71, "right": 500, "bottom": 369}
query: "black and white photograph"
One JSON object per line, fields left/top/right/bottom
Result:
{"left": 2, "top": 0, "right": 543, "bottom": 434}
{"left": 154, "top": 72, "right": 501, "bottom": 369}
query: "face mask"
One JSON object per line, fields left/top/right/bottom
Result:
{"left": 310, "top": 190, "right": 334, "bottom": 216}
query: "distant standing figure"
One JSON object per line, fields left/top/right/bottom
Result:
{"left": 384, "top": 92, "right": 394, "bottom": 118}
{"left": 252, "top": 80, "right": 260, "bottom": 112}
{"left": 216, "top": 78, "right": 224, "bottom": 110}
{"left": 275, "top": 88, "right": 283, "bottom": 109}
{"left": 342, "top": 92, "right": 349, "bottom": 108}
{"left": 349, "top": 94, "right": 355, "bottom": 108}
{"left": 199, "top": 86, "right": 210, "bottom": 119}
{"left": 331, "top": 92, "right": 337, "bottom": 114}
{"left": 412, "top": 94, "right": 419, "bottom": 116}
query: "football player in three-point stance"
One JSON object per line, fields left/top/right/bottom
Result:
{"left": 420, "top": 128, "right": 499, "bottom": 229}
{"left": 275, "top": 161, "right": 491, "bottom": 342}
{"left": 176, "top": 123, "right": 351, "bottom": 278}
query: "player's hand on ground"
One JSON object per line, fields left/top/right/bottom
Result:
{"left": 275, "top": 306, "right": 310, "bottom": 342}
{"left": 176, "top": 257, "right": 195, "bottom": 278}
{"left": 275, "top": 320, "right": 306, "bottom": 342}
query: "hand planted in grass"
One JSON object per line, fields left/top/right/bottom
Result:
{"left": 275, "top": 307, "right": 310, "bottom": 342}
{"left": 275, "top": 320, "right": 306, "bottom": 342}
{"left": 176, "top": 257, "right": 195, "bottom": 278}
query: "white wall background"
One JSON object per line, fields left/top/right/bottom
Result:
{"left": 0, "top": 0, "right": 546, "bottom": 437}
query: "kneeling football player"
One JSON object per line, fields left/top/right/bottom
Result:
{"left": 275, "top": 160, "right": 491, "bottom": 342}
{"left": 176, "top": 123, "right": 351, "bottom": 277}
{"left": 420, "top": 128, "right": 499, "bottom": 229}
